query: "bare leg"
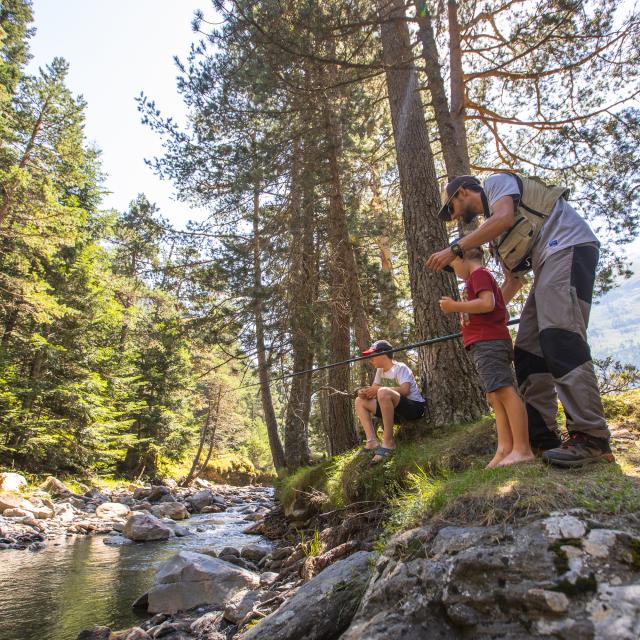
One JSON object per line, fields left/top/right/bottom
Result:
{"left": 371, "top": 388, "right": 401, "bottom": 462}
{"left": 495, "top": 386, "right": 535, "bottom": 466}
{"left": 355, "top": 397, "right": 379, "bottom": 449}
{"left": 486, "top": 391, "right": 513, "bottom": 469}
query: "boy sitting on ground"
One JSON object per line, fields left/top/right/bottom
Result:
{"left": 355, "top": 340, "right": 426, "bottom": 463}
{"left": 439, "top": 248, "right": 534, "bottom": 467}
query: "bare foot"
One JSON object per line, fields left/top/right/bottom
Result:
{"left": 486, "top": 450, "right": 511, "bottom": 469}
{"left": 365, "top": 441, "right": 380, "bottom": 450}
{"left": 497, "top": 450, "right": 536, "bottom": 467}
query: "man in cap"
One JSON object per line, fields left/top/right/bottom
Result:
{"left": 355, "top": 339, "right": 426, "bottom": 463}
{"left": 426, "top": 173, "right": 613, "bottom": 468}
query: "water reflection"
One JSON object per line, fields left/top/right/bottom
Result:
{"left": 0, "top": 501, "right": 273, "bottom": 640}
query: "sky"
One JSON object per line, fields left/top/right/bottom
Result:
{"left": 28, "top": 0, "right": 212, "bottom": 227}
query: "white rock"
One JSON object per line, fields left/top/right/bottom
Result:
{"left": 583, "top": 529, "right": 619, "bottom": 558}
{"left": 0, "top": 472, "right": 27, "bottom": 492}
{"left": 588, "top": 583, "right": 640, "bottom": 639}
{"left": 150, "top": 502, "right": 189, "bottom": 521}
{"left": 95, "top": 502, "right": 130, "bottom": 520}
{"left": 54, "top": 502, "right": 76, "bottom": 523}
{"left": 543, "top": 514, "right": 586, "bottom": 540}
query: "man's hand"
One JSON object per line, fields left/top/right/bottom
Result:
{"left": 427, "top": 247, "right": 454, "bottom": 272}
{"left": 439, "top": 296, "right": 458, "bottom": 313}
{"left": 357, "top": 387, "right": 377, "bottom": 399}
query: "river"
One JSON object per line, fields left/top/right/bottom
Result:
{"left": 0, "top": 488, "right": 274, "bottom": 640}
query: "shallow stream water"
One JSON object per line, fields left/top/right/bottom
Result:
{"left": 0, "top": 489, "right": 274, "bottom": 640}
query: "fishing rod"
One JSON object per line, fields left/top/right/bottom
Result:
{"left": 241, "top": 317, "right": 521, "bottom": 389}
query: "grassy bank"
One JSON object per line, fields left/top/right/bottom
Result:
{"left": 277, "top": 390, "right": 640, "bottom": 538}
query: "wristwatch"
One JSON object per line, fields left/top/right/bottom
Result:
{"left": 449, "top": 240, "right": 463, "bottom": 258}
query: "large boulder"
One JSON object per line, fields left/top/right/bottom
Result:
{"left": 95, "top": 502, "right": 130, "bottom": 520}
{"left": 123, "top": 512, "right": 172, "bottom": 542}
{"left": 0, "top": 472, "right": 27, "bottom": 492}
{"left": 186, "top": 489, "right": 214, "bottom": 512}
{"left": 150, "top": 502, "right": 189, "bottom": 521}
{"left": 147, "top": 550, "right": 260, "bottom": 614}
{"left": 240, "top": 551, "right": 373, "bottom": 640}
{"left": 341, "top": 515, "right": 640, "bottom": 640}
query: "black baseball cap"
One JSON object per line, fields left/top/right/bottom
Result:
{"left": 439, "top": 175, "right": 482, "bottom": 221}
{"left": 361, "top": 340, "right": 393, "bottom": 356}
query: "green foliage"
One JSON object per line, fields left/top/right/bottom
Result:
{"left": 299, "top": 528, "right": 322, "bottom": 558}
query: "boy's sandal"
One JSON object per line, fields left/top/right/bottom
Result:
{"left": 371, "top": 447, "right": 396, "bottom": 464}
{"left": 359, "top": 440, "right": 379, "bottom": 455}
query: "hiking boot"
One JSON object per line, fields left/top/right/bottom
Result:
{"left": 542, "top": 432, "right": 614, "bottom": 468}
{"left": 531, "top": 431, "right": 562, "bottom": 454}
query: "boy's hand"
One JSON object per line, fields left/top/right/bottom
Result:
{"left": 439, "top": 296, "right": 457, "bottom": 313}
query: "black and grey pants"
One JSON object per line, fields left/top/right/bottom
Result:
{"left": 514, "top": 243, "right": 610, "bottom": 448}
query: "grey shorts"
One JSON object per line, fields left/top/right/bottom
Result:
{"left": 469, "top": 339, "right": 516, "bottom": 393}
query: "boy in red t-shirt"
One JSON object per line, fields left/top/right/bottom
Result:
{"left": 439, "top": 248, "right": 534, "bottom": 468}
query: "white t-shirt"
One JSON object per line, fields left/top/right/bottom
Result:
{"left": 373, "top": 361, "right": 425, "bottom": 402}
{"left": 483, "top": 174, "right": 599, "bottom": 274}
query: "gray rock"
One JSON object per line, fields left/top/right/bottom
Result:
{"left": 260, "top": 572, "right": 279, "bottom": 587}
{"left": 115, "top": 628, "right": 150, "bottom": 640}
{"left": 0, "top": 472, "right": 27, "bottom": 492}
{"left": 148, "top": 486, "right": 171, "bottom": 502}
{"left": 224, "top": 589, "right": 262, "bottom": 624}
{"left": 147, "top": 550, "right": 260, "bottom": 614}
{"left": 241, "top": 543, "right": 271, "bottom": 563}
{"left": 150, "top": 502, "right": 189, "bottom": 521}
{"left": 103, "top": 535, "right": 134, "bottom": 546}
{"left": 221, "top": 546, "right": 240, "bottom": 557}
{"left": 95, "top": 502, "right": 130, "bottom": 520}
{"left": 190, "top": 611, "right": 223, "bottom": 636}
{"left": 133, "top": 487, "right": 152, "bottom": 501}
{"left": 341, "top": 517, "right": 640, "bottom": 639}
{"left": 186, "top": 490, "right": 215, "bottom": 512}
{"left": 159, "top": 494, "right": 177, "bottom": 504}
{"left": 240, "top": 551, "right": 373, "bottom": 640}
{"left": 123, "top": 513, "right": 172, "bottom": 542}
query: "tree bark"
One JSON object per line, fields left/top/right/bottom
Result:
{"left": 378, "top": 0, "right": 487, "bottom": 425}
{"left": 322, "top": 75, "right": 360, "bottom": 454}
{"left": 252, "top": 184, "right": 286, "bottom": 469}
{"left": 414, "top": 2, "right": 470, "bottom": 177}
{"left": 284, "top": 135, "right": 315, "bottom": 470}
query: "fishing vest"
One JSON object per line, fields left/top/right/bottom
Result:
{"left": 487, "top": 173, "right": 569, "bottom": 273}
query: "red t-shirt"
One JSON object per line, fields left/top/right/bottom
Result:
{"left": 460, "top": 267, "right": 511, "bottom": 348}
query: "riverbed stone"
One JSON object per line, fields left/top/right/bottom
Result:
{"left": 241, "top": 543, "right": 271, "bottom": 562}
{"left": 151, "top": 502, "right": 189, "bottom": 521}
{"left": 0, "top": 493, "right": 30, "bottom": 512}
{"left": 123, "top": 512, "right": 172, "bottom": 541}
{"left": 76, "top": 627, "right": 111, "bottom": 640}
{"left": 148, "top": 486, "right": 171, "bottom": 502}
{"left": 147, "top": 550, "right": 260, "bottom": 614}
{"left": 0, "top": 472, "right": 27, "bottom": 492}
{"left": 186, "top": 490, "right": 214, "bottom": 512}
{"left": 3, "top": 507, "right": 31, "bottom": 518}
{"left": 240, "top": 551, "right": 373, "bottom": 640}
{"left": 95, "top": 501, "right": 131, "bottom": 520}
{"left": 190, "top": 611, "right": 224, "bottom": 636}
{"left": 112, "top": 628, "right": 151, "bottom": 640}
{"left": 224, "top": 588, "right": 262, "bottom": 624}
{"left": 40, "top": 476, "right": 71, "bottom": 496}
{"left": 55, "top": 502, "right": 76, "bottom": 522}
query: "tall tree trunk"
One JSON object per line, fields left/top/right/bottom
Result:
{"left": 284, "top": 135, "right": 315, "bottom": 470}
{"left": 415, "top": 2, "right": 470, "bottom": 177}
{"left": 377, "top": 0, "right": 487, "bottom": 425}
{"left": 252, "top": 185, "right": 286, "bottom": 469}
{"left": 322, "top": 77, "right": 359, "bottom": 454}
{"left": 370, "top": 167, "right": 402, "bottom": 340}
